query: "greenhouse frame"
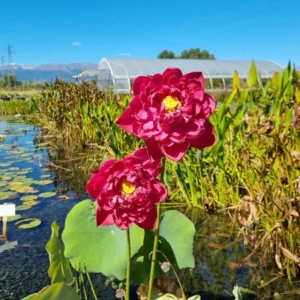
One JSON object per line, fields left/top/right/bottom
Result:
{"left": 86, "top": 58, "right": 283, "bottom": 94}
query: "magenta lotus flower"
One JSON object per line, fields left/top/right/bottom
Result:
{"left": 86, "top": 148, "right": 167, "bottom": 230}
{"left": 116, "top": 68, "right": 216, "bottom": 161}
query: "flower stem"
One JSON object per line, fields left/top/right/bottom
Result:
{"left": 126, "top": 228, "right": 131, "bottom": 300}
{"left": 147, "top": 158, "right": 165, "bottom": 300}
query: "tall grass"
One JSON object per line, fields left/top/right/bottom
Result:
{"left": 0, "top": 99, "right": 39, "bottom": 115}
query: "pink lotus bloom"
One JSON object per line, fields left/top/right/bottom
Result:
{"left": 116, "top": 68, "right": 216, "bottom": 161}
{"left": 86, "top": 148, "right": 167, "bottom": 230}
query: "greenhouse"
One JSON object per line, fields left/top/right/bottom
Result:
{"left": 78, "top": 58, "right": 284, "bottom": 94}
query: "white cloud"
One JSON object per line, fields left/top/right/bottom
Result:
{"left": 72, "top": 41, "right": 82, "bottom": 47}
{"left": 119, "top": 52, "right": 131, "bottom": 57}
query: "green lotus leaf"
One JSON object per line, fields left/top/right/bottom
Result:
{"left": 62, "top": 199, "right": 144, "bottom": 280}
{"left": 39, "top": 192, "right": 57, "bottom": 198}
{"left": 22, "top": 282, "right": 80, "bottom": 300}
{"left": 16, "top": 218, "right": 41, "bottom": 229}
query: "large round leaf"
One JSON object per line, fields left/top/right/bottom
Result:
{"left": 22, "top": 282, "right": 80, "bottom": 300}
{"left": 62, "top": 199, "right": 144, "bottom": 280}
{"left": 159, "top": 210, "right": 195, "bottom": 269}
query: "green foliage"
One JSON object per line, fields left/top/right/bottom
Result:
{"left": 0, "top": 99, "right": 38, "bottom": 115}
{"left": 157, "top": 48, "right": 215, "bottom": 59}
{"left": 22, "top": 282, "right": 80, "bottom": 300}
{"left": 62, "top": 199, "right": 144, "bottom": 280}
{"left": 159, "top": 210, "right": 195, "bottom": 268}
{"left": 45, "top": 221, "right": 73, "bottom": 284}
{"left": 23, "top": 63, "right": 300, "bottom": 283}
{"left": 158, "top": 50, "right": 176, "bottom": 59}
{"left": 247, "top": 60, "right": 258, "bottom": 87}
{"left": 0, "top": 74, "right": 22, "bottom": 88}
{"left": 131, "top": 210, "right": 195, "bottom": 284}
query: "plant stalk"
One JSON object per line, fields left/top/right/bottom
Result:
{"left": 126, "top": 228, "right": 131, "bottom": 300}
{"left": 147, "top": 158, "right": 166, "bottom": 300}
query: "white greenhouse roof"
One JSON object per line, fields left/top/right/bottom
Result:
{"left": 96, "top": 58, "right": 283, "bottom": 94}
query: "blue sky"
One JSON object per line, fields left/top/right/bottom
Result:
{"left": 0, "top": 0, "right": 299, "bottom": 67}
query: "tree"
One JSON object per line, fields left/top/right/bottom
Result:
{"left": 157, "top": 48, "right": 216, "bottom": 60}
{"left": 157, "top": 50, "right": 176, "bottom": 59}
{"left": 180, "top": 48, "right": 215, "bottom": 59}
{"left": 0, "top": 74, "right": 22, "bottom": 88}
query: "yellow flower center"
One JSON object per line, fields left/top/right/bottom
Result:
{"left": 121, "top": 180, "right": 136, "bottom": 195}
{"left": 163, "top": 96, "right": 180, "bottom": 112}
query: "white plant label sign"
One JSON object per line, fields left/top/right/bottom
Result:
{"left": 0, "top": 204, "right": 16, "bottom": 217}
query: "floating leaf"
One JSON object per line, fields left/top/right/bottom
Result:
{"left": 39, "top": 192, "right": 57, "bottom": 198}
{"left": 20, "top": 195, "right": 38, "bottom": 201}
{"left": 10, "top": 181, "right": 24, "bottom": 186}
{"left": 41, "top": 174, "right": 51, "bottom": 179}
{"left": 1, "top": 176, "right": 12, "bottom": 181}
{"left": 34, "top": 179, "right": 53, "bottom": 185}
{"left": 0, "top": 191, "right": 18, "bottom": 201}
{"left": 0, "top": 181, "right": 8, "bottom": 187}
{"left": 0, "top": 163, "right": 12, "bottom": 167}
{"left": 16, "top": 186, "right": 37, "bottom": 193}
{"left": 16, "top": 218, "right": 41, "bottom": 229}
{"left": 62, "top": 199, "right": 144, "bottom": 280}
{"left": 16, "top": 205, "right": 32, "bottom": 211}
{"left": 24, "top": 200, "right": 39, "bottom": 206}
{"left": 7, "top": 214, "right": 22, "bottom": 222}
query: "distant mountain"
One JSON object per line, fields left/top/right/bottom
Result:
{"left": 3, "top": 63, "right": 98, "bottom": 82}
{"left": 297, "top": 66, "right": 300, "bottom": 71}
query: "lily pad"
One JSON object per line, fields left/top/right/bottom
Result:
{"left": 0, "top": 163, "right": 12, "bottom": 167}
{"left": 34, "top": 179, "right": 53, "bottom": 185}
{"left": 39, "top": 192, "right": 56, "bottom": 198}
{"left": 0, "top": 191, "right": 18, "bottom": 201}
{"left": 16, "top": 186, "right": 37, "bottom": 193}
{"left": 16, "top": 205, "right": 32, "bottom": 211}
{"left": 24, "top": 200, "right": 39, "bottom": 206}
{"left": 1, "top": 176, "right": 12, "bottom": 181}
{"left": 8, "top": 167, "right": 19, "bottom": 171}
{"left": 0, "top": 181, "right": 8, "bottom": 187}
{"left": 16, "top": 218, "right": 41, "bottom": 229}
{"left": 20, "top": 195, "right": 38, "bottom": 201}
{"left": 40, "top": 174, "right": 51, "bottom": 179}
{"left": 10, "top": 181, "right": 23, "bottom": 186}
{"left": 7, "top": 214, "right": 22, "bottom": 222}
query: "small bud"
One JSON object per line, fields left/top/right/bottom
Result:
{"left": 160, "top": 261, "right": 171, "bottom": 273}
{"left": 115, "top": 289, "right": 125, "bottom": 299}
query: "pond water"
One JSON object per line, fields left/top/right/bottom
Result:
{"left": 0, "top": 119, "right": 297, "bottom": 300}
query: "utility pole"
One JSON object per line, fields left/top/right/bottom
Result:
{"left": 0, "top": 56, "right": 4, "bottom": 83}
{"left": 6, "top": 44, "right": 15, "bottom": 87}
{"left": 7, "top": 44, "right": 14, "bottom": 75}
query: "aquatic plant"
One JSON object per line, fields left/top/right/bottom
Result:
{"left": 86, "top": 148, "right": 167, "bottom": 230}
{"left": 116, "top": 68, "right": 216, "bottom": 161}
